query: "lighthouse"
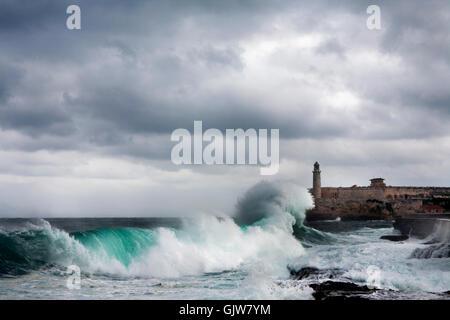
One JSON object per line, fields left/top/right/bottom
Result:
{"left": 312, "top": 162, "right": 321, "bottom": 199}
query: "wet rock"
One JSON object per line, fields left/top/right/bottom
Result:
{"left": 410, "top": 243, "right": 450, "bottom": 259}
{"left": 288, "top": 266, "right": 344, "bottom": 281}
{"left": 287, "top": 267, "right": 449, "bottom": 300}
{"left": 309, "top": 281, "right": 377, "bottom": 300}
{"left": 380, "top": 235, "right": 409, "bottom": 241}
{"left": 422, "top": 240, "right": 439, "bottom": 245}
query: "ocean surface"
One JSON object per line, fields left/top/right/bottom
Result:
{"left": 0, "top": 183, "right": 449, "bottom": 300}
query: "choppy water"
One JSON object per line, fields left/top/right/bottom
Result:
{"left": 0, "top": 182, "right": 449, "bottom": 300}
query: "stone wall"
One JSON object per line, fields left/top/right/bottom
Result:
{"left": 307, "top": 186, "right": 450, "bottom": 221}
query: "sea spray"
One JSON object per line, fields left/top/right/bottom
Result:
{"left": 0, "top": 182, "right": 315, "bottom": 281}
{"left": 127, "top": 182, "right": 314, "bottom": 278}
{"left": 289, "top": 225, "right": 450, "bottom": 294}
{"left": 128, "top": 214, "right": 301, "bottom": 278}
{"left": 234, "top": 181, "right": 312, "bottom": 228}
{"left": 1, "top": 203, "right": 449, "bottom": 298}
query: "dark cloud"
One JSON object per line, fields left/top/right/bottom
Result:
{"left": 0, "top": 1, "right": 449, "bottom": 217}
{"left": 0, "top": 0, "right": 63, "bottom": 32}
{"left": 355, "top": 0, "right": 450, "bottom": 116}
{"left": 0, "top": 106, "right": 73, "bottom": 135}
{"left": 0, "top": 62, "right": 22, "bottom": 103}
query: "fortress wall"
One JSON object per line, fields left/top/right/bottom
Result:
{"left": 384, "top": 187, "right": 450, "bottom": 199}
{"left": 307, "top": 163, "right": 450, "bottom": 220}
{"left": 384, "top": 187, "right": 431, "bottom": 199}
{"left": 321, "top": 187, "right": 450, "bottom": 201}
{"left": 313, "top": 186, "right": 448, "bottom": 218}
{"left": 384, "top": 187, "right": 450, "bottom": 191}
{"left": 391, "top": 199, "right": 423, "bottom": 212}
{"left": 311, "top": 196, "right": 425, "bottom": 219}
{"left": 321, "top": 187, "right": 385, "bottom": 200}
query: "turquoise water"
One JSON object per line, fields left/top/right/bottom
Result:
{"left": 0, "top": 183, "right": 448, "bottom": 299}
{"left": 0, "top": 217, "right": 448, "bottom": 299}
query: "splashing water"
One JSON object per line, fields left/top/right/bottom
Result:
{"left": 0, "top": 182, "right": 314, "bottom": 296}
{"left": 0, "top": 181, "right": 448, "bottom": 299}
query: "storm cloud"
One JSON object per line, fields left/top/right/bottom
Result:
{"left": 0, "top": 0, "right": 449, "bottom": 216}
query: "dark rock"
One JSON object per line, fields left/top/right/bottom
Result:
{"left": 410, "top": 243, "right": 450, "bottom": 259}
{"left": 288, "top": 266, "right": 344, "bottom": 281}
{"left": 289, "top": 266, "right": 319, "bottom": 280}
{"left": 423, "top": 240, "right": 440, "bottom": 245}
{"left": 288, "top": 267, "right": 449, "bottom": 300}
{"left": 309, "top": 281, "right": 377, "bottom": 300}
{"left": 380, "top": 235, "right": 409, "bottom": 241}
{"left": 340, "top": 215, "right": 386, "bottom": 221}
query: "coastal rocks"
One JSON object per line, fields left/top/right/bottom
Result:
{"left": 410, "top": 243, "right": 450, "bottom": 259}
{"left": 309, "top": 281, "right": 377, "bottom": 300}
{"left": 288, "top": 266, "right": 344, "bottom": 280}
{"left": 288, "top": 267, "right": 377, "bottom": 300}
{"left": 287, "top": 266, "right": 450, "bottom": 300}
{"left": 380, "top": 235, "right": 409, "bottom": 241}
{"left": 309, "top": 282, "right": 450, "bottom": 300}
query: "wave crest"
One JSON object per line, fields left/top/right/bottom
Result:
{"left": 0, "top": 182, "right": 314, "bottom": 279}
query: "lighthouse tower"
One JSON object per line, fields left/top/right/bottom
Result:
{"left": 312, "top": 162, "right": 321, "bottom": 199}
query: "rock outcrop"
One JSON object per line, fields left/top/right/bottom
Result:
{"left": 411, "top": 243, "right": 450, "bottom": 259}
{"left": 380, "top": 235, "right": 409, "bottom": 241}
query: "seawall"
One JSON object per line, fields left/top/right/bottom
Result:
{"left": 393, "top": 214, "right": 450, "bottom": 241}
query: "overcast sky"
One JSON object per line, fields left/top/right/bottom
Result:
{"left": 0, "top": 0, "right": 449, "bottom": 217}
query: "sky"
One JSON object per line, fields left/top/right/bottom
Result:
{"left": 0, "top": 0, "right": 449, "bottom": 217}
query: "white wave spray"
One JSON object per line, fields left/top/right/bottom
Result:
{"left": 128, "top": 181, "right": 313, "bottom": 278}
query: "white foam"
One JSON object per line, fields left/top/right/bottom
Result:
{"left": 121, "top": 183, "right": 311, "bottom": 280}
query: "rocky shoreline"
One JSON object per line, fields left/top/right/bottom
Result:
{"left": 288, "top": 266, "right": 450, "bottom": 300}
{"left": 290, "top": 216, "right": 450, "bottom": 299}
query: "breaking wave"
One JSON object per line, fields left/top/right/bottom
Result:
{"left": 0, "top": 181, "right": 316, "bottom": 279}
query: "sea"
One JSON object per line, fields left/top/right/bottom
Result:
{"left": 0, "top": 182, "right": 449, "bottom": 300}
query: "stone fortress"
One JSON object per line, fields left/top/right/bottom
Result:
{"left": 307, "top": 162, "right": 450, "bottom": 220}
